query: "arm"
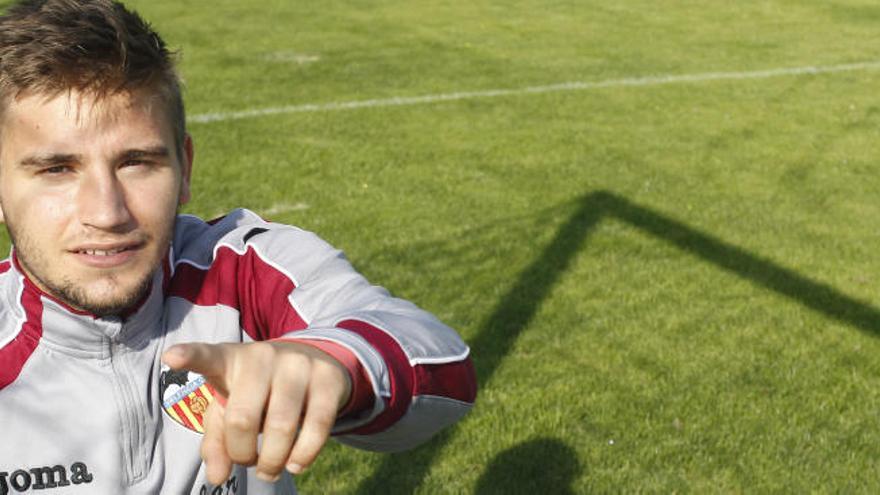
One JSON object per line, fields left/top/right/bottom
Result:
{"left": 164, "top": 211, "right": 476, "bottom": 481}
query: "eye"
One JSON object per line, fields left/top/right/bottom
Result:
{"left": 40, "top": 165, "right": 71, "bottom": 175}
{"left": 121, "top": 157, "right": 161, "bottom": 170}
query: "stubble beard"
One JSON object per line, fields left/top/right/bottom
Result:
{"left": 38, "top": 269, "right": 154, "bottom": 317}
{"left": 6, "top": 224, "right": 171, "bottom": 317}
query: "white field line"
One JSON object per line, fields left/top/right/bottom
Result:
{"left": 263, "top": 202, "right": 310, "bottom": 216}
{"left": 190, "top": 60, "right": 880, "bottom": 124}
{"left": 207, "top": 202, "right": 310, "bottom": 221}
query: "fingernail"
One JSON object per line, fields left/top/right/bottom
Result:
{"left": 287, "top": 463, "right": 304, "bottom": 475}
{"left": 256, "top": 470, "right": 280, "bottom": 483}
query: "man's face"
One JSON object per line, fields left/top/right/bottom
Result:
{"left": 0, "top": 89, "right": 192, "bottom": 315}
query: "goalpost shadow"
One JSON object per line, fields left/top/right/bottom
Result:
{"left": 355, "top": 190, "right": 880, "bottom": 494}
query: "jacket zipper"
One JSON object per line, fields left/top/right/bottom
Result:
{"left": 108, "top": 334, "right": 148, "bottom": 485}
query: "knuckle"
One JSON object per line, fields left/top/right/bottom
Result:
{"left": 250, "top": 342, "right": 277, "bottom": 359}
{"left": 308, "top": 412, "right": 336, "bottom": 432}
{"left": 263, "top": 417, "right": 298, "bottom": 438}
{"left": 278, "top": 361, "right": 311, "bottom": 386}
{"left": 284, "top": 354, "right": 312, "bottom": 375}
{"left": 225, "top": 408, "right": 260, "bottom": 433}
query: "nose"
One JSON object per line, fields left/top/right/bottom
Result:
{"left": 76, "top": 168, "right": 133, "bottom": 232}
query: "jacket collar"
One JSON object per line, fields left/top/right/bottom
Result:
{"left": 6, "top": 250, "right": 167, "bottom": 354}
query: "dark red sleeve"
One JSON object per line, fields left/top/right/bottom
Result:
{"left": 335, "top": 319, "right": 477, "bottom": 435}
{"left": 169, "top": 246, "right": 309, "bottom": 340}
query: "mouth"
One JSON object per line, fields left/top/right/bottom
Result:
{"left": 69, "top": 242, "right": 146, "bottom": 267}
{"left": 74, "top": 245, "right": 140, "bottom": 256}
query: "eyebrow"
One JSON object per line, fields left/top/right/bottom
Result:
{"left": 19, "top": 153, "right": 79, "bottom": 168}
{"left": 18, "top": 146, "right": 171, "bottom": 168}
{"left": 119, "top": 146, "right": 171, "bottom": 161}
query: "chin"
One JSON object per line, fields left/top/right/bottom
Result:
{"left": 57, "top": 273, "right": 154, "bottom": 317}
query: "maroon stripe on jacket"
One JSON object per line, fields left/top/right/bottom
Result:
{"left": 0, "top": 278, "right": 44, "bottom": 390}
{"left": 414, "top": 359, "right": 477, "bottom": 404}
{"left": 336, "top": 319, "right": 414, "bottom": 434}
{"left": 168, "top": 246, "right": 307, "bottom": 340}
{"left": 336, "top": 319, "right": 476, "bottom": 435}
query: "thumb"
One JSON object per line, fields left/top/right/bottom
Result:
{"left": 162, "top": 342, "right": 231, "bottom": 395}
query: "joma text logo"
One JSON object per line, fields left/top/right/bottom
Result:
{"left": 0, "top": 462, "right": 93, "bottom": 494}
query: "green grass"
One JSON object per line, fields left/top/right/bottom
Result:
{"left": 7, "top": 0, "right": 880, "bottom": 492}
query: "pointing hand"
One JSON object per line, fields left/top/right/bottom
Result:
{"left": 161, "top": 341, "right": 352, "bottom": 484}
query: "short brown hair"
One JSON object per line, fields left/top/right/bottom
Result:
{"left": 0, "top": 0, "right": 185, "bottom": 152}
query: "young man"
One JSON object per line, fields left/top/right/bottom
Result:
{"left": 0, "top": 1, "right": 476, "bottom": 493}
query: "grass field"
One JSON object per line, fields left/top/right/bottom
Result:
{"left": 6, "top": 0, "right": 880, "bottom": 492}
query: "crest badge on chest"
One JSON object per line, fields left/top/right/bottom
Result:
{"left": 159, "top": 365, "right": 218, "bottom": 434}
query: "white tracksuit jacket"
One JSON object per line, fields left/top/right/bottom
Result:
{"left": 0, "top": 209, "right": 476, "bottom": 494}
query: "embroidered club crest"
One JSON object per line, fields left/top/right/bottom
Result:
{"left": 160, "top": 365, "right": 218, "bottom": 434}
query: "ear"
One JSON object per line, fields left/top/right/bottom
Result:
{"left": 178, "top": 133, "right": 194, "bottom": 206}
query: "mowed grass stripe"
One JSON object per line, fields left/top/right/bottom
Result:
{"left": 189, "top": 60, "right": 880, "bottom": 124}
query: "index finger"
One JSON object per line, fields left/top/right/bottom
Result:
{"left": 162, "top": 343, "right": 231, "bottom": 395}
